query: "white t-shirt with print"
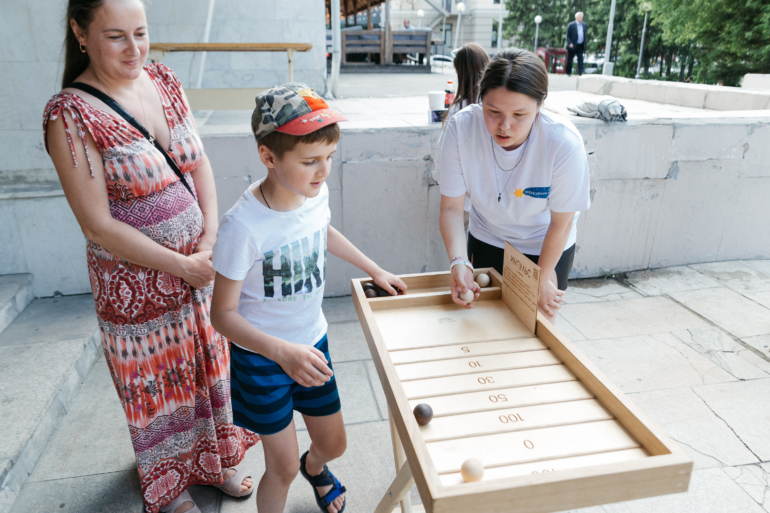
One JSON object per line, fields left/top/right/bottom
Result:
{"left": 440, "top": 105, "right": 590, "bottom": 255}
{"left": 212, "top": 180, "right": 330, "bottom": 351}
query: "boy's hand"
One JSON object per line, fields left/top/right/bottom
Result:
{"left": 275, "top": 342, "right": 334, "bottom": 388}
{"left": 371, "top": 269, "right": 408, "bottom": 296}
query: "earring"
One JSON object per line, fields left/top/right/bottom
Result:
{"left": 79, "top": 44, "right": 86, "bottom": 53}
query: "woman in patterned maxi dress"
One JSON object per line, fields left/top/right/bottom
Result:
{"left": 44, "top": 2, "right": 258, "bottom": 512}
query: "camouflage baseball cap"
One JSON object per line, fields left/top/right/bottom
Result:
{"left": 251, "top": 82, "right": 348, "bottom": 141}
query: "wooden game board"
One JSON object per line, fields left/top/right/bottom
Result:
{"left": 352, "top": 244, "right": 692, "bottom": 513}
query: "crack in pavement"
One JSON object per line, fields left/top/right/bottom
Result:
{"left": 691, "top": 388, "right": 763, "bottom": 462}
{"left": 667, "top": 435, "right": 725, "bottom": 467}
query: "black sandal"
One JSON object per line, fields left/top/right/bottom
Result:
{"left": 299, "top": 451, "right": 347, "bottom": 513}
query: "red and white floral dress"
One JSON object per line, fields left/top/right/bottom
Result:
{"left": 43, "top": 63, "right": 258, "bottom": 512}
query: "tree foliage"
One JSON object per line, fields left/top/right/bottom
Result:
{"left": 502, "top": 0, "right": 770, "bottom": 85}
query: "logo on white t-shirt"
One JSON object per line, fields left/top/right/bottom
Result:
{"left": 262, "top": 226, "right": 327, "bottom": 299}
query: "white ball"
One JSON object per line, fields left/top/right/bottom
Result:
{"left": 460, "top": 459, "right": 484, "bottom": 482}
{"left": 475, "top": 273, "right": 490, "bottom": 288}
{"left": 460, "top": 290, "right": 474, "bottom": 303}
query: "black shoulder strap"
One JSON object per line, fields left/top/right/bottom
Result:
{"left": 68, "top": 82, "right": 196, "bottom": 201}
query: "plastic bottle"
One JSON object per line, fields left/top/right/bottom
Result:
{"left": 445, "top": 80, "right": 455, "bottom": 108}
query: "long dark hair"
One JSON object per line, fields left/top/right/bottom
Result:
{"left": 479, "top": 48, "right": 548, "bottom": 105}
{"left": 443, "top": 43, "right": 489, "bottom": 124}
{"left": 62, "top": 0, "right": 107, "bottom": 89}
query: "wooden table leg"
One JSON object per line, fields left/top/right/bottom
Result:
{"left": 389, "top": 411, "right": 412, "bottom": 513}
{"left": 374, "top": 458, "right": 415, "bottom": 513}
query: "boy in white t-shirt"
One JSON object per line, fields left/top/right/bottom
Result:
{"left": 210, "top": 83, "right": 407, "bottom": 513}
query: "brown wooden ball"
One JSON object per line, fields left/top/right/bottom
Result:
{"left": 413, "top": 403, "right": 433, "bottom": 426}
{"left": 362, "top": 283, "right": 375, "bottom": 291}
{"left": 364, "top": 289, "right": 378, "bottom": 299}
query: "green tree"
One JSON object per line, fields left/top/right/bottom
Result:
{"left": 653, "top": 0, "right": 770, "bottom": 85}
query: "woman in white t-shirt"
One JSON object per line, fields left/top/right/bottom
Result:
{"left": 439, "top": 48, "right": 590, "bottom": 322}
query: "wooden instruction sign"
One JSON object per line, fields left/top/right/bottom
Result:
{"left": 502, "top": 242, "right": 541, "bottom": 334}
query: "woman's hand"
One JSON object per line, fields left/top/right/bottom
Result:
{"left": 194, "top": 233, "right": 216, "bottom": 254}
{"left": 538, "top": 277, "right": 565, "bottom": 317}
{"left": 451, "top": 264, "right": 480, "bottom": 308}
{"left": 371, "top": 269, "right": 408, "bottom": 296}
{"left": 274, "top": 342, "right": 333, "bottom": 388}
{"left": 179, "top": 251, "right": 216, "bottom": 289}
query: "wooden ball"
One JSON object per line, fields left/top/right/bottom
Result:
{"left": 460, "top": 459, "right": 484, "bottom": 482}
{"left": 364, "top": 289, "right": 378, "bottom": 299}
{"left": 362, "top": 283, "right": 375, "bottom": 291}
{"left": 475, "top": 273, "right": 490, "bottom": 288}
{"left": 377, "top": 288, "right": 391, "bottom": 297}
{"left": 459, "top": 289, "right": 474, "bottom": 303}
{"left": 413, "top": 403, "right": 433, "bottom": 426}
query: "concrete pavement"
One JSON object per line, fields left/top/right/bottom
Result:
{"left": 7, "top": 260, "right": 770, "bottom": 512}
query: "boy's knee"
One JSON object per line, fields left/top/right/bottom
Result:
{"left": 271, "top": 458, "right": 300, "bottom": 485}
{"left": 320, "top": 432, "right": 347, "bottom": 460}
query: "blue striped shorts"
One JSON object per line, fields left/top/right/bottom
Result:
{"left": 230, "top": 335, "right": 341, "bottom": 435}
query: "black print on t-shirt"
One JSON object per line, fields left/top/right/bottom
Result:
{"left": 262, "top": 226, "right": 327, "bottom": 298}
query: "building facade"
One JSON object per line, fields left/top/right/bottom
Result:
{"left": 389, "top": 0, "right": 509, "bottom": 54}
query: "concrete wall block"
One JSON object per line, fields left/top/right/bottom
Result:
{"left": 341, "top": 159, "right": 430, "bottom": 277}
{"left": 740, "top": 124, "right": 770, "bottom": 177}
{"left": 715, "top": 175, "right": 770, "bottom": 261}
{"left": 213, "top": 175, "right": 254, "bottom": 218}
{"left": 231, "top": 52, "right": 273, "bottom": 71}
{"left": 10, "top": 62, "right": 61, "bottom": 131}
{"left": 673, "top": 122, "right": 748, "bottom": 161}
{"left": 576, "top": 76, "right": 608, "bottom": 95}
{"left": 664, "top": 83, "right": 707, "bottom": 109}
{"left": 634, "top": 81, "right": 667, "bottom": 103}
{"left": 14, "top": 196, "right": 90, "bottom": 297}
{"left": 172, "top": 0, "right": 209, "bottom": 24}
{"left": 341, "top": 128, "right": 431, "bottom": 162}
{"left": 607, "top": 79, "right": 638, "bottom": 100}
{"left": 705, "top": 90, "right": 770, "bottom": 111}
{"left": 146, "top": 1, "right": 175, "bottom": 22}
{"left": 26, "top": 0, "right": 67, "bottom": 64}
{"left": 648, "top": 160, "right": 746, "bottom": 267}
{"left": 0, "top": 64, "right": 22, "bottom": 130}
{"left": 0, "top": 130, "right": 50, "bottom": 174}
{"left": 572, "top": 178, "right": 668, "bottom": 277}
{"left": 275, "top": 0, "right": 324, "bottom": 21}
{"left": 210, "top": 20, "right": 242, "bottom": 43}
{"left": 165, "top": 24, "right": 205, "bottom": 42}
{"left": 742, "top": 74, "right": 770, "bottom": 90}
{"left": 0, "top": 3, "right": 37, "bottom": 62}
{"left": 0, "top": 201, "right": 27, "bottom": 275}
{"left": 594, "top": 123, "right": 673, "bottom": 180}
{"left": 425, "top": 185, "right": 446, "bottom": 272}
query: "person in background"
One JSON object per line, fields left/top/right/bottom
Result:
{"left": 566, "top": 12, "right": 587, "bottom": 77}
{"left": 442, "top": 43, "right": 490, "bottom": 127}
{"left": 440, "top": 43, "right": 490, "bottom": 229}
{"left": 404, "top": 18, "right": 414, "bottom": 30}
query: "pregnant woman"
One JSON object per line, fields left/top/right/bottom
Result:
{"left": 439, "top": 48, "right": 591, "bottom": 322}
{"left": 43, "top": 1, "right": 257, "bottom": 511}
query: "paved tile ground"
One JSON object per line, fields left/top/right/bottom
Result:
{"left": 9, "top": 260, "right": 770, "bottom": 512}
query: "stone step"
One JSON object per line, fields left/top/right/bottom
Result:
{"left": 0, "top": 274, "right": 34, "bottom": 336}
{"left": 0, "top": 294, "right": 100, "bottom": 511}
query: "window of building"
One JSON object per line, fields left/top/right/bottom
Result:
{"left": 443, "top": 25, "right": 453, "bottom": 47}
{"left": 492, "top": 20, "right": 499, "bottom": 47}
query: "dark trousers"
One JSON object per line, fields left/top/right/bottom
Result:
{"left": 566, "top": 43, "right": 585, "bottom": 76}
{"left": 467, "top": 233, "right": 576, "bottom": 291}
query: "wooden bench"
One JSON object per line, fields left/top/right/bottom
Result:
{"left": 148, "top": 42, "right": 312, "bottom": 82}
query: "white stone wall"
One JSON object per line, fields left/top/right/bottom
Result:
{"left": 4, "top": 113, "right": 770, "bottom": 297}
{"left": 0, "top": 0, "right": 327, "bottom": 187}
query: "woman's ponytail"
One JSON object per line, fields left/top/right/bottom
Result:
{"left": 62, "top": 0, "right": 106, "bottom": 89}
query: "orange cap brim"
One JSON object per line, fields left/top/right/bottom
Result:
{"left": 275, "top": 109, "right": 349, "bottom": 136}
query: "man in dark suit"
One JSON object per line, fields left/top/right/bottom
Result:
{"left": 566, "top": 12, "right": 587, "bottom": 76}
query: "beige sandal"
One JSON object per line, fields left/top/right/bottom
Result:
{"left": 213, "top": 467, "right": 254, "bottom": 498}
{"left": 159, "top": 490, "right": 201, "bottom": 513}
